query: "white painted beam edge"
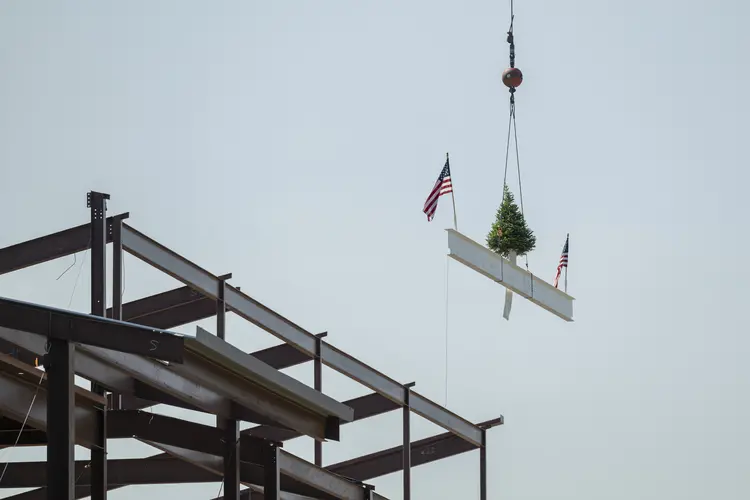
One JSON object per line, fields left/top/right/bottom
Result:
{"left": 446, "top": 229, "right": 575, "bottom": 322}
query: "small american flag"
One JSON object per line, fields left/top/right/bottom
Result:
{"left": 553, "top": 234, "right": 569, "bottom": 289}
{"left": 423, "top": 159, "right": 453, "bottom": 221}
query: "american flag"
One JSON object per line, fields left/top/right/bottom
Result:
{"left": 553, "top": 234, "right": 569, "bottom": 289}
{"left": 423, "top": 159, "right": 453, "bottom": 221}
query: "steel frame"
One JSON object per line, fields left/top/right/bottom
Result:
{"left": 0, "top": 191, "right": 502, "bottom": 499}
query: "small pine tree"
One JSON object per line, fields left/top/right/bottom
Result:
{"left": 486, "top": 185, "right": 536, "bottom": 257}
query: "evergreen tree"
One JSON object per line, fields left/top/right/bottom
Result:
{"left": 486, "top": 185, "right": 536, "bottom": 257}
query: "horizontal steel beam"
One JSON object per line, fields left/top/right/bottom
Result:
{"left": 107, "top": 284, "right": 218, "bottom": 329}
{"left": 328, "top": 417, "right": 504, "bottom": 481}
{"left": 0, "top": 321, "right": 341, "bottom": 440}
{"left": 0, "top": 457, "right": 217, "bottom": 488}
{"left": 0, "top": 416, "right": 494, "bottom": 498}
{"left": 0, "top": 215, "right": 127, "bottom": 276}
{"left": 0, "top": 353, "right": 104, "bottom": 448}
{"left": 225, "top": 418, "right": 504, "bottom": 499}
{"left": 0, "top": 296, "right": 185, "bottom": 363}
{"left": 0, "top": 417, "right": 46, "bottom": 447}
{"left": 0, "top": 327, "right": 237, "bottom": 423}
{"left": 246, "top": 390, "right": 401, "bottom": 442}
{"left": 1, "top": 391, "right": 439, "bottom": 500}
{"left": 0, "top": 338, "right": 38, "bottom": 366}
{"left": 0, "top": 325, "right": 324, "bottom": 435}
{"left": 447, "top": 229, "right": 575, "bottom": 321}
{"left": 145, "top": 441, "right": 374, "bottom": 500}
{"left": 121, "top": 223, "right": 483, "bottom": 446}
{"left": 107, "top": 410, "right": 273, "bottom": 459}
{"left": 188, "top": 327, "right": 353, "bottom": 422}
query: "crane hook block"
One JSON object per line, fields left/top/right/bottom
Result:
{"left": 502, "top": 67, "right": 523, "bottom": 89}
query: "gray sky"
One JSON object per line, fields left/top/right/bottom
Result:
{"left": 1, "top": 0, "right": 749, "bottom": 498}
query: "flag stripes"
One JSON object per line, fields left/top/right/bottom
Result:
{"left": 423, "top": 159, "right": 453, "bottom": 221}
{"left": 553, "top": 235, "right": 569, "bottom": 289}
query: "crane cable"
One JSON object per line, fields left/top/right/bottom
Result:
{"left": 501, "top": 0, "right": 529, "bottom": 271}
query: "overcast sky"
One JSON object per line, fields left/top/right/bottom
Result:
{"left": 1, "top": 1, "right": 749, "bottom": 499}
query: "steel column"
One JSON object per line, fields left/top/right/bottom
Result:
{"left": 314, "top": 332, "right": 327, "bottom": 467}
{"left": 88, "top": 191, "right": 109, "bottom": 500}
{"left": 480, "top": 429, "right": 487, "bottom": 500}
{"left": 217, "top": 276, "right": 240, "bottom": 500}
{"left": 111, "top": 215, "right": 124, "bottom": 322}
{"left": 263, "top": 444, "right": 280, "bottom": 500}
{"left": 109, "top": 214, "right": 126, "bottom": 410}
{"left": 88, "top": 191, "right": 109, "bottom": 320}
{"left": 217, "top": 276, "right": 228, "bottom": 341}
{"left": 403, "top": 382, "right": 415, "bottom": 500}
{"left": 44, "top": 338, "right": 75, "bottom": 500}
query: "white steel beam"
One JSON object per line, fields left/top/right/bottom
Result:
{"left": 447, "top": 229, "right": 575, "bottom": 322}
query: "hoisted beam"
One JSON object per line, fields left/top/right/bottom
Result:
{"left": 446, "top": 229, "right": 575, "bottom": 322}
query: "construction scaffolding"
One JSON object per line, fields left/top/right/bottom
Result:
{"left": 0, "top": 191, "right": 502, "bottom": 500}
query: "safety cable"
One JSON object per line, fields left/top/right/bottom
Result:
{"left": 0, "top": 369, "right": 46, "bottom": 486}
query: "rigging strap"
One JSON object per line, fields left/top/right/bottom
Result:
{"left": 501, "top": 0, "right": 530, "bottom": 270}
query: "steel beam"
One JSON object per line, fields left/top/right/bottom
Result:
{"left": 264, "top": 444, "right": 280, "bottom": 500}
{"left": 402, "top": 382, "right": 416, "bottom": 500}
{"left": 181, "top": 327, "right": 353, "bottom": 440}
{"left": 0, "top": 296, "right": 185, "bottom": 363}
{"left": 0, "top": 410, "right": 493, "bottom": 500}
{"left": 106, "top": 285, "right": 215, "bottom": 328}
{"left": 216, "top": 275, "right": 240, "bottom": 500}
{"left": 88, "top": 190, "right": 109, "bottom": 500}
{"left": 109, "top": 213, "right": 127, "bottom": 410}
{"left": 0, "top": 417, "right": 46, "bottom": 447}
{"left": 43, "top": 338, "right": 75, "bottom": 500}
{"left": 327, "top": 417, "right": 504, "bottom": 482}
{"left": 0, "top": 457, "right": 217, "bottom": 488}
{"left": 0, "top": 338, "right": 38, "bottom": 366}
{"left": 0, "top": 215, "right": 127, "bottom": 276}
{"left": 0, "top": 327, "right": 231, "bottom": 421}
{"left": 107, "top": 411, "right": 268, "bottom": 462}
{"left": 0, "top": 321, "right": 346, "bottom": 441}
{"left": 447, "top": 228, "right": 575, "bottom": 321}
{"left": 0, "top": 355, "right": 102, "bottom": 450}
{"left": 121, "top": 223, "right": 483, "bottom": 446}
{"left": 0, "top": 417, "right": 499, "bottom": 496}
{"left": 480, "top": 429, "right": 487, "bottom": 500}
{"left": 313, "top": 333, "right": 326, "bottom": 466}
{"left": 142, "top": 441, "right": 374, "bottom": 500}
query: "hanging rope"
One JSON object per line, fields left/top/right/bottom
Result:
{"left": 0, "top": 370, "right": 45, "bottom": 486}
{"left": 444, "top": 255, "right": 450, "bottom": 407}
{"left": 500, "top": 0, "right": 530, "bottom": 270}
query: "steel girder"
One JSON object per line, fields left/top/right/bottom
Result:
{"left": 120, "top": 223, "right": 484, "bottom": 447}
{"left": 0, "top": 207, "right": 499, "bottom": 499}
{"left": 0, "top": 296, "right": 185, "bottom": 363}
{"left": 0, "top": 409, "right": 378, "bottom": 499}
{"left": 0, "top": 417, "right": 502, "bottom": 498}
{"left": 0, "top": 215, "right": 128, "bottom": 276}
{"left": 0, "top": 324, "right": 350, "bottom": 442}
{"left": 0, "top": 353, "right": 104, "bottom": 448}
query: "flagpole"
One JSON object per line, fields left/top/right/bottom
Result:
{"left": 564, "top": 233, "right": 569, "bottom": 293}
{"left": 447, "top": 152, "right": 458, "bottom": 230}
